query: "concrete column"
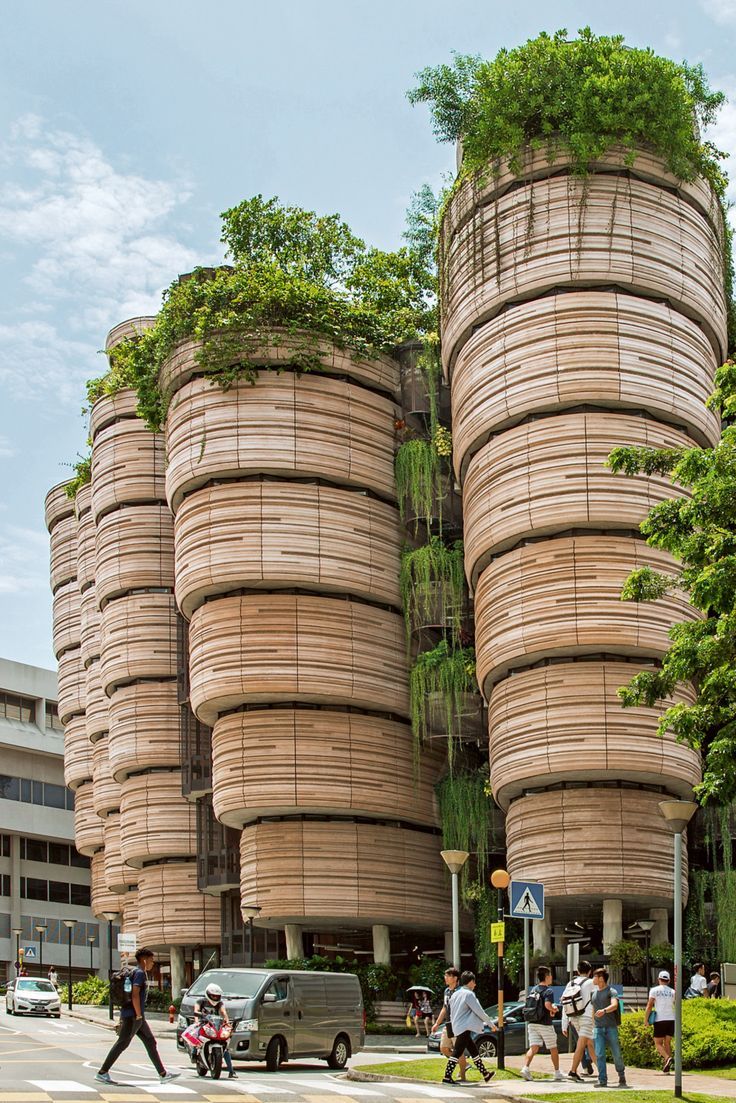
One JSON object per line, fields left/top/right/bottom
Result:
{"left": 372, "top": 925, "right": 391, "bottom": 965}
{"left": 170, "top": 946, "right": 186, "bottom": 999}
{"left": 285, "top": 924, "right": 303, "bottom": 960}
{"left": 35, "top": 698, "right": 46, "bottom": 730}
{"left": 649, "top": 908, "right": 669, "bottom": 945}
{"left": 10, "top": 834, "right": 21, "bottom": 932}
{"left": 532, "top": 910, "right": 552, "bottom": 954}
{"left": 552, "top": 923, "right": 565, "bottom": 957}
{"left": 603, "top": 898, "right": 623, "bottom": 953}
{"left": 444, "top": 930, "right": 454, "bottom": 964}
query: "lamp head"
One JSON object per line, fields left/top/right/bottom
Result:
{"left": 241, "top": 904, "right": 262, "bottom": 920}
{"left": 100, "top": 911, "right": 119, "bottom": 922}
{"left": 658, "top": 799, "right": 699, "bottom": 835}
{"left": 441, "top": 849, "right": 470, "bottom": 875}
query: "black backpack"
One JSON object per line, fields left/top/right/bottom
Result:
{"left": 109, "top": 967, "right": 136, "bottom": 1008}
{"left": 522, "top": 986, "right": 548, "bottom": 1024}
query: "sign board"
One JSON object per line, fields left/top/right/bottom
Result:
{"left": 22, "top": 945, "right": 37, "bottom": 960}
{"left": 490, "top": 921, "right": 505, "bottom": 944}
{"left": 509, "top": 880, "right": 545, "bottom": 920}
{"left": 566, "top": 942, "right": 580, "bottom": 975}
{"left": 117, "top": 933, "right": 137, "bottom": 954}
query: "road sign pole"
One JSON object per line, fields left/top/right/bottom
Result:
{"left": 497, "top": 885, "right": 505, "bottom": 1070}
{"left": 524, "top": 918, "right": 530, "bottom": 1049}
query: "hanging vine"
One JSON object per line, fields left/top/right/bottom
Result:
{"left": 436, "top": 766, "right": 496, "bottom": 881}
{"left": 395, "top": 437, "right": 441, "bottom": 529}
{"left": 409, "top": 640, "right": 477, "bottom": 764}
{"left": 399, "top": 537, "right": 465, "bottom": 639}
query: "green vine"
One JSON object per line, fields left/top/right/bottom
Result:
{"left": 63, "top": 453, "right": 92, "bottom": 499}
{"left": 399, "top": 537, "right": 465, "bottom": 639}
{"left": 435, "top": 766, "right": 495, "bottom": 881}
{"left": 409, "top": 640, "right": 476, "bottom": 761}
{"left": 395, "top": 437, "right": 441, "bottom": 528}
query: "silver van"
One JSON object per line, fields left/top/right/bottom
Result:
{"left": 177, "top": 967, "right": 364, "bottom": 1071}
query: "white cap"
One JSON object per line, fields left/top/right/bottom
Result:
{"left": 658, "top": 970, "right": 670, "bottom": 981}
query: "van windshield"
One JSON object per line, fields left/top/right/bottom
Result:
{"left": 187, "top": 970, "right": 268, "bottom": 999}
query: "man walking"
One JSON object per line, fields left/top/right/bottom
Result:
{"left": 432, "top": 967, "right": 468, "bottom": 1082}
{"left": 688, "top": 963, "right": 707, "bottom": 997}
{"left": 520, "top": 966, "right": 565, "bottom": 1082}
{"left": 562, "top": 961, "right": 596, "bottom": 1080}
{"left": 591, "top": 967, "right": 628, "bottom": 1088}
{"left": 95, "top": 947, "right": 178, "bottom": 1084}
{"left": 645, "top": 970, "right": 675, "bottom": 1073}
{"left": 443, "top": 971, "right": 496, "bottom": 1084}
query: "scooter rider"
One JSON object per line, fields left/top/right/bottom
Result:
{"left": 193, "top": 983, "right": 238, "bottom": 1078}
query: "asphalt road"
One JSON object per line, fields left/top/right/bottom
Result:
{"left": 0, "top": 1008, "right": 484, "bottom": 1103}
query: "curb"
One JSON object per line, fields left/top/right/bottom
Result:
{"left": 67, "top": 1009, "right": 177, "bottom": 1036}
{"left": 345, "top": 1069, "right": 520, "bottom": 1096}
{"left": 363, "top": 1046, "right": 431, "bottom": 1054}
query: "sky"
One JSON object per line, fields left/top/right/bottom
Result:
{"left": 3, "top": 0, "right": 736, "bottom": 671}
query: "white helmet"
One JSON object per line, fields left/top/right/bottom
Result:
{"left": 205, "top": 983, "right": 223, "bottom": 1001}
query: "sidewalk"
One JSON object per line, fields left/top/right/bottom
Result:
{"left": 350, "top": 1051, "right": 736, "bottom": 1097}
{"left": 67, "top": 1004, "right": 178, "bottom": 1036}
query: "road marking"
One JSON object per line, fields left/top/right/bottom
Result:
{"left": 0, "top": 1095, "right": 52, "bottom": 1101}
{"left": 286, "top": 1083, "right": 381, "bottom": 1097}
{"left": 99, "top": 1096, "right": 153, "bottom": 1100}
{"left": 300, "top": 1096, "right": 363, "bottom": 1103}
{"left": 376, "top": 1086, "right": 473, "bottom": 1099}
{"left": 28, "top": 1084, "right": 97, "bottom": 1094}
{"left": 138, "top": 1087, "right": 197, "bottom": 1096}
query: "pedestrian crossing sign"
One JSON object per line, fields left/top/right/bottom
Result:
{"left": 509, "top": 880, "right": 545, "bottom": 920}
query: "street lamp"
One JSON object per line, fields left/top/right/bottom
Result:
{"left": 101, "top": 912, "right": 118, "bottom": 1021}
{"left": 441, "top": 850, "right": 469, "bottom": 971}
{"left": 88, "top": 935, "right": 96, "bottom": 975}
{"left": 12, "top": 927, "right": 22, "bottom": 977}
{"left": 491, "top": 868, "right": 510, "bottom": 1071}
{"left": 659, "top": 799, "right": 698, "bottom": 1100}
{"left": 628, "top": 919, "right": 656, "bottom": 988}
{"left": 241, "top": 905, "right": 262, "bottom": 969}
{"left": 35, "top": 924, "right": 47, "bottom": 977}
{"left": 62, "top": 920, "right": 76, "bottom": 1012}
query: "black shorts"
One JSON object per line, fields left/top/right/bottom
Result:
{"left": 653, "top": 1020, "right": 674, "bottom": 1039}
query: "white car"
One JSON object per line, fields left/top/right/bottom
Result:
{"left": 6, "top": 977, "right": 61, "bottom": 1017}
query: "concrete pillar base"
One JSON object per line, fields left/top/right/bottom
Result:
{"left": 285, "top": 924, "right": 303, "bottom": 960}
{"left": 533, "top": 910, "right": 552, "bottom": 954}
{"left": 372, "top": 925, "right": 391, "bottom": 965}
{"left": 603, "top": 898, "right": 623, "bottom": 954}
{"left": 170, "top": 945, "right": 185, "bottom": 999}
{"left": 649, "top": 908, "right": 669, "bottom": 946}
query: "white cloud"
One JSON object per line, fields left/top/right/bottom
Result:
{"left": 0, "top": 524, "right": 50, "bottom": 594}
{"left": 0, "top": 436, "right": 15, "bottom": 458}
{"left": 0, "top": 115, "right": 202, "bottom": 323}
{"left": 701, "top": 0, "right": 736, "bottom": 24}
{"left": 0, "top": 319, "right": 96, "bottom": 404}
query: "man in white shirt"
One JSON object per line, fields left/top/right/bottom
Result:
{"left": 645, "top": 970, "right": 675, "bottom": 1073}
{"left": 689, "top": 963, "right": 708, "bottom": 997}
{"left": 563, "top": 961, "right": 596, "bottom": 1081}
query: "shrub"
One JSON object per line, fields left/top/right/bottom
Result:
{"left": 619, "top": 1000, "right": 736, "bottom": 1069}
{"left": 58, "top": 975, "right": 109, "bottom": 1006}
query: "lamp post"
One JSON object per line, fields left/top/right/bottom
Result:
{"left": 659, "top": 799, "right": 698, "bottom": 1100}
{"left": 12, "top": 927, "right": 22, "bottom": 977}
{"left": 634, "top": 919, "right": 655, "bottom": 988}
{"left": 88, "top": 935, "right": 96, "bottom": 975}
{"left": 62, "top": 920, "right": 76, "bottom": 1011}
{"left": 441, "top": 850, "right": 469, "bottom": 970}
{"left": 35, "top": 924, "right": 47, "bottom": 977}
{"left": 241, "top": 905, "right": 262, "bottom": 968}
{"left": 491, "top": 868, "right": 510, "bottom": 1071}
{"left": 101, "top": 912, "right": 118, "bottom": 1021}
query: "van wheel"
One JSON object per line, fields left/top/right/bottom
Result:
{"left": 327, "top": 1034, "right": 351, "bottom": 1069}
{"left": 265, "top": 1037, "right": 286, "bottom": 1072}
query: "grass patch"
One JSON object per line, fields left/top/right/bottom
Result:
{"left": 524, "top": 1096, "right": 736, "bottom": 1103}
{"left": 698, "top": 1067, "right": 736, "bottom": 1080}
{"left": 357, "top": 1058, "right": 546, "bottom": 1082}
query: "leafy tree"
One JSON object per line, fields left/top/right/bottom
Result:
{"left": 608, "top": 366, "right": 736, "bottom": 803}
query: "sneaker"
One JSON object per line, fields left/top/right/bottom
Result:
{"left": 663, "top": 1058, "right": 673, "bottom": 1074}
{"left": 593, "top": 1082, "right": 608, "bottom": 1088}
{"left": 442, "top": 1078, "right": 457, "bottom": 1086}
{"left": 554, "top": 1071, "right": 566, "bottom": 1082}
{"left": 95, "top": 1073, "right": 112, "bottom": 1085}
{"left": 228, "top": 1072, "right": 238, "bottom": 1079}
{"left": 568, "top": 1071, "right": 584, "bottom": 1082}
{"left": 482, "top": 1071, "right": 496, "bottom": 1083}
{"left": 616, "top": 1081, "right": 629, "bottom": 1089}
{"left": 520, "top": 1067, "right": 532, "bottom": 1081}
{"left": 160, "top": 1073, "right": 180, "bottom": 1083}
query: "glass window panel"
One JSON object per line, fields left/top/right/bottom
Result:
{"left": 25, "top": 878, "right": 48, "bottom": 901}
{"left": 48, "top": 880, "right": 70, "bottom": 904}
{"left": 21, "top": 779, "right": 32, "bottom": 803}
{"left": 65, "top": 789, "right": 75, "bottom": 811}
{"left": 48, "top": 843, "right": 69, "bottom": 866}
{"left": 0, "top": 776, "right": 19, "bottom": 800}
{"left": 32, "top": 781, "right": 44, "bottom": 805}
{"left": 70, "top": 883, "right": 91, "bottom": 907}
{"left": 44, "top": 784, "right": 65, "bottom": 809}
{"left": 25, "top": 838, "right": 47, "bottom": 863}
{"left": 70, "top": 848, "right": 88, "bottom": 868}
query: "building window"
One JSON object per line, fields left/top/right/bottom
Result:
{"left": 0, "top": 874, "right": 10, "bottom": 896}
{"left": 0, "top": 775, "right": 76, "bottom": 811}
{"left": 70, "top": 883, "right": 91, "bottom": 907}
{"left": 48, "top": 880, "right": 70, "bottom": 904}
{"left": 0, "top": 835, "right": 10, "bottom": 857}
{"left": 48, "top": 842, "right": 69, "bottom": 866}
{"left": 0, "top": 691, "right": 35, "bottom": 723}
{"left": 45, "top": 702, "right": 63, "bottom": 732}
{"left": 22, "top": 877, "right": 48, "bottom": 902}
{"left": 70, "top": 849, "right": 89, "bottom": 869}
{"left": 24, "top": 839, "right": 48, "bottom": 864}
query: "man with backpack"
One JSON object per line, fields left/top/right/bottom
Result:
{"left": 520, "top": 966, "right": 565, "bottom": 1082}
{"left": 562, "top": 962, "right": 596, "bottom": 1080}
{"left": 95, "top": 947, "right": 178, "bottom": 1084}
{"left": 591, "top": 967, "right": 628, "bottom": 1088}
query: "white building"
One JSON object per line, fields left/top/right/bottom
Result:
{"left": 0, "top": 657, "right": 115, "bottom": 982}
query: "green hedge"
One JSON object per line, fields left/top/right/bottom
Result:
{"left": 619, "top": 1001, "right": 736, "bottom": 1069}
